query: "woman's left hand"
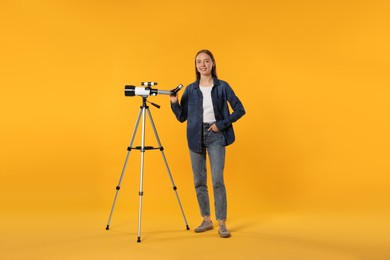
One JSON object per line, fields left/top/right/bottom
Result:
{"left": 208, "top": 123, "right": 219, "bottom": 132}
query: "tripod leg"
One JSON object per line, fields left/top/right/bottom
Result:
{"left": 137, "top": 106, "right": 147, "bottom": 242}
{"left": 146, "top": 109, "right": 190, "bottom": 230}
{"left": 106, "top": 108, "right": 143, "bottom": 230}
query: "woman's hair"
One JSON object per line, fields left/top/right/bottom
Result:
{"left": 195, "top": 49, "right": 218, "bottom": 80}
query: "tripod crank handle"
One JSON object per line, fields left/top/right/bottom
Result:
{"left": 146, "top": 100, "right": 160, "bottom": 109}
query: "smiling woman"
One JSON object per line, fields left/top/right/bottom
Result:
{"left": 170, "top": 49, "right": 246, "bottom": 238}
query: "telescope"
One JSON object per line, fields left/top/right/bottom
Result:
{"left": 125, "top": 82, "right": 183, "bottom": 97}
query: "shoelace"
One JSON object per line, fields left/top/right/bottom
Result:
{"left": 219, "top": 225, "right": 227, "bottom": 232}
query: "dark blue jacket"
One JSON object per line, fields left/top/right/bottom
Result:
{"left": 171, "top": 78, "right": 246, "bottom": 152}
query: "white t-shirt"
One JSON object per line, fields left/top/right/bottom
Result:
{"left": 200, "top": 85, "right": 216, "bottom": 123}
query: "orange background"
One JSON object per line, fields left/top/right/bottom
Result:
{"left": 1, "top": 1, "right": 389, "bottom": 259}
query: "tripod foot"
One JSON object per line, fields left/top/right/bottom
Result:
{"left": 137, "top": 237, "right": 141, "bottom": 243}
{"left": 106, "top": 225, "right": 110, "bottom": 230}
{"left": 186, "top": 225, "right": 190, "bottom": 230}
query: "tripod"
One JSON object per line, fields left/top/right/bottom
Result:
{"left": 106, "top": 96, "right": 190, "bottom": 242}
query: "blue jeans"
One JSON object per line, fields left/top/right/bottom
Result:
{"left": 189, "top": 123, "right": 227, "bottom": 220}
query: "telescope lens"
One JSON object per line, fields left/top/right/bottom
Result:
{"left": 125, "top": 85, "right": 136, "bottom": 96}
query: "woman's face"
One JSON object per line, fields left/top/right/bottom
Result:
{"left": 196, "top": 52, "right": 214, "bottom": 77}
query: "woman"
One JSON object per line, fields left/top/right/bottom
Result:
{"left": 170, "top": 49, "right": 245, "bottom": 238}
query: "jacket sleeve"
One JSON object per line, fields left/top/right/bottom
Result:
{"left": 215, "top": 83, "right": 246, "bottom": 131}
{"left": 170, "top": 87, "right": 189, "bottom": 123}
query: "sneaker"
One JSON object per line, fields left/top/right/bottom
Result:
{"left": 194, "top": 220, "right": 213, "bottom": 233}
{"left": 218, "top": 224, "right": 231, "bottom": 238}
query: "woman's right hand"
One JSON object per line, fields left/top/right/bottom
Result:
{"left": 170, "top": 94, "right": 178, "bottom": 104}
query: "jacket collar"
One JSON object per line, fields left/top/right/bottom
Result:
{"left": 195, "top": 77, "right": 220, "bottom": 89}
